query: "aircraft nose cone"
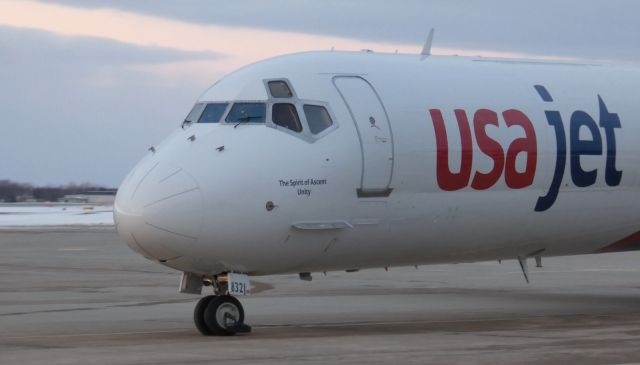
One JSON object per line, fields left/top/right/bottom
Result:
{"left": 114, "top": 160, "right": 204, "bottom": 261}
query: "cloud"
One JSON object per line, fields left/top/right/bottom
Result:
{"left": 0, "top": 26, "right": 219, "bottom": 66}
{"left": 0, "top": 1, "right": 408, "bottom": 55}
{"left": 0, "top": 0, "right": 637, "bottom": 186}
{"left": 0, "top": 25, "right": 223, "bottom": 88}
{"left": 0, "top": 26, "right": 216, "bottom": 186}
{"left": 32, "top": 0, "right": 640, "bottom": 62}
{"left": 0, "top": 0, "right": 558, "bottom": 67}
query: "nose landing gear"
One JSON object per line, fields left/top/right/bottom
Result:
{"left": 194, "top": 295, "right": 251, "bottom": 336}
{"left": 183, "top": 272, "right": 252, "bottom": 336}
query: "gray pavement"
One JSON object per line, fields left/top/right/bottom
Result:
{"left": 2, "top": 226, "right": 640, "bottom": 364}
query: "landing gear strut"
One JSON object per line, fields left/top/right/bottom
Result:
{"left": 185, "top": 272, "right": 252, "bottom": 336}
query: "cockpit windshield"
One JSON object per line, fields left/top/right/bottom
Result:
{"left": 225, "top": 103, "right": 266, "bottom": 124}
{"left": 198, "top": 103, "right": 228, "bottom": 123}
{"left": 184, "top": 103, "right": 205, "bottom": 124}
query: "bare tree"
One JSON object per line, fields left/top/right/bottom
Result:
{"left": 0, "top": 180, "right": 114, "bottom": 202}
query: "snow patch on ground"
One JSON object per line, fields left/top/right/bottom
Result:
{"left": 0, "top": 204, "right": 114, "bottom": 226}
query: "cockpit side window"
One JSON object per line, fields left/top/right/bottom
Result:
{"left": 184, "top": 103, "right": 205, "bottom": 124}
{"left": 225, "top": 103, "right": 266, "bottom": 124}
{"left": 263, "top": 78, "right": 338, "bottom": 142}
{"left": 198, "top": 103, "right": 228, "bottom": 123}
{"left": 304, "top": 105, "right": 334, "bottom": 134}
{"left": 268, "top": 80, "right": 293, "bottom": 98}
{"left": 272, "top": 103, "right": 302, "bottom": 132}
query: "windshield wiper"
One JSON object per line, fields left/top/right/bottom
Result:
{"left": 233, "top": 115, "right": 259, "bottom": 128}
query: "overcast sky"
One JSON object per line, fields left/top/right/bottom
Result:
{"left": 1, "top": 0, "right": 639, "bottom": 187}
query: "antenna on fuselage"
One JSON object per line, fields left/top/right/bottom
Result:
{"left": 420, "top": 28, "right": 435, "bottom": 60}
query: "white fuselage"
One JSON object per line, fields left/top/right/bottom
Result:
{"left": 114, "top": 51, "right": 640, "bottom": 276}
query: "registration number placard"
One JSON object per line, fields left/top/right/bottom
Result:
{"left": 227, "top": 272, "right": 250, "bottom": 296}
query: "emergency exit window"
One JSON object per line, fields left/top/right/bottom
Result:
{"left": 268, "top": 80, "right": 293, "bottom": 98}
{"left": 272, "top": 103, "right": 302, "bottom": 132}
{"left": 304, "top": 105, "right": 333, "bottom": 134}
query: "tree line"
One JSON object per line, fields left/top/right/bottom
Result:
{"left": 0, "top": 180, "right": 115, "bottom": 202}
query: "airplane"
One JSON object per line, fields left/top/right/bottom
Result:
{"left": 113, "top": 36, "right": 640, "bottom": 335}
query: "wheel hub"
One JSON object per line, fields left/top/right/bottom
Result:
{"left": 217, "top": 302, "right": 240, "bottom": 328}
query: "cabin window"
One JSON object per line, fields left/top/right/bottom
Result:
{"left": 272, "top": 103, "right": 303, "bottom": 132}
{"left": 268, "top": 80, "right": 293, "bottom": 98}
{"left": 304, "top": 105, "right": 333, "bottom": 134}
{"left": 225, "top": 103, "right": 266, "bottom": 124}
{"left": 184, "top": 103, "right": 205, "bottom": 124}
{"left": 198, "top": 103, "right": 228, "bottom": 123}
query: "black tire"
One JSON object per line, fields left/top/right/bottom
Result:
{"left": 203, "top": 295, "right": 245, "bottom": 336}
{"left": 193, "top": 295, "right": 215, "bottom": 336}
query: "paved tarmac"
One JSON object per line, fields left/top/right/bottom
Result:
{"left": 2, "top": 226, "right": 640, "bottom": 364}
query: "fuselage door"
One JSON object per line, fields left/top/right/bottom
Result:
{"left": 334, "top": 76, "right": 394, "bottom": 197}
